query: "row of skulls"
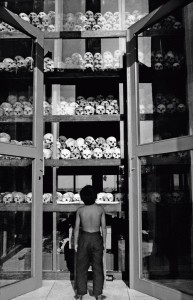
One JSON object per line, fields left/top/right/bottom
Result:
{"left": 0, "top": 132, "right": 32, "bottom": 146}
{"left": 43, "top": 134, "right": 121, "bottom": 160}
{"left": 0, "top": 94, "right": 33, "bottom": 116}
{"left": 18, "top": 11, "right": 55, "bottom": 32}
{"left": 44, "top": 50, "right": 123, "bottom": 72}
{"left": 0, "top": 191, "right": 118, "bottom": 204}
{"left": 139, "top": 103, "right": 186, "bottom": 114}
{"left": 44, "top": 96, "right": 119, "bottom": 116}
{"left": 151, "top": 50, "right": 184, "bottom": 71}
{"left": 150, "top": 15, "right": 183, "bottom": 31}
{"left": 0, "top": 56, "right": 34, "bottom": 73}
{"left": 142, "top": 191, "right": 185, "bottom": 205}
{"left": 63, "top": 10, "right": 145, "bottom": 31}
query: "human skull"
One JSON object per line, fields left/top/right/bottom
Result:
{"left": 66, "top": 139, "right": 77, "bottom": 152}
{"left": 154, "top": 51, "right": 163, "bottom": 63}
{"left": 147, "top": 192, "right": 161, "bottom": 203}
{"left": 24, "top": 105, "right": 33, "bottom": 116}
{"left": 37, "top": 24, "right": 45, "bottom": 31}
{"left": 96, "top": 105, "right": 105, "bottom": 115}
{"left": 177, "top": 103, "right": 186, "bottom": 112}
{"left": 7, "top": 95, "right": 18, "bottom": 105}
{"left": 13, "top": 192, "right": 25, "bottom": 204}
{"left": 25, "top": 192, "right": 32, "bottom": 203}
{"left": 104, "top": 12, "right": 113, "bottom": 20}
{"left": 43, "top": 193, "right": 52, "bottom": 204}
{"left": 101, "top": 142, "right": 110, "bottom": 151}
{"left": 0, "top": 132, "right": 11, "bottom": 143}
{"left": 173, "top": 21, "right": 182, "bottom": 30}
{"left": 75, "top": 106, "right": 84, "bottom": 115}
{"left": 70, "top": 147, "right": 81, "bottom": 159}
{"left": 157, "top": 104, "right": 166, "bottom": 114}
{"left": 96, "top": 137, "right": 106, "bottom": 147}
{"left": 0, "top": 62, "right": 5, "bottom": 72}
{"left": 43, "top": 148, "right": 52, "bottom": 159}
{"left": 172, "top": 62, "right": 181, "bottom": 71}
{"left": 47, "top": 25, "right": 55, "bottom": 32}
{"left": 97, "top": 16, "right": 106, "bottom": 27}
{"left": 167, "top": 103, "right": 176, "bottom": 113}
{"left": 154, "top": 62, "right": 163, "bottom": 70}
{"left": 84, "top": 52, "right": 94, "bottom": 62}
{"left": 32, "top": 17, "right": 40, "bottom": 27}
{"left": 3, "top": 192, "right": 13, "bottom": 203}
{"left": 103, "top": 148, "right": 113, "bottom": 159}
{"left": 112, "top": 147, "right": 121, "bottom": 159}
{"left": 164, "top": 51, "right": 175, "bottom": 64}
{"left": 106, "top": 136, "right": 117, "bottom": 148}
{"left": 106, "top": 105, "right": 115, "bottom": 114}
{"left": 44, "top": 101, "right": 52, "bottom": 115}
{"left": 102, "top": 23, "right": 112, "bottom": 30}
{"left": 29, "top": 12, "right": 37, "bottom": 21}
{"left": 73, "top": 193, "right": 81, "bottom": 202}
{"left": 152, "top": 22, "right": 161, "bottom": 30}
{"left": 13, "top": 106, "right": 23, "bottom": 116}
{"left": 82, "top": 149, "right": 92, "bottom": 159}
{"left": 96, "top": 192, "right": 105, "bottom": 202}
{"left": 84, "top": 105, "right": 95, "bottom": 115}
{"left": 19, "top": 13, "right": 30, "bottom": 22}
{"left": 92, "top": 24, "right": 101, "bottom": 31}
{"left": 93, "top": 147, "right": 103, "bottom": 159}
{"left": 85, "top": 136, "right": 95, "bottom": 147}
{"left": 86, "top": 10, "right": 94, "bottom": 19}
{"left": 38, "top": 12, "right": 47, "bottom": 20}
{"left": 78, "top": 143, "right": 89, "bottom": 152}
{"left": 44, "top": 133, "right": 53, "bottom": 144}
{"left": 60, "top": 148, "right": 71, "bottom": 159}
{"left": 172, "top": 191, "right": 183, "bottom": 203}
{"left": 104, "top": 192, "right": 114, "bottom": 202}
{"left": 4, "top": 106, "right": 14, "bottom": 116}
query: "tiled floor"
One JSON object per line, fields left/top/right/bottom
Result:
{"left": 12, "top": 280, "right": 159, "bottom": 300}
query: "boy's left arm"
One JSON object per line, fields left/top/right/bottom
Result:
{"left": 74, "top": 209, "right": 80, "bottom": 252}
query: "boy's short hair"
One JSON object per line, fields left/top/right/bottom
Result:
{"left": 80, "top": 185, "right": 97, "bottom": 205}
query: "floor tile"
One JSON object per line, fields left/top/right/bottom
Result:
{"left": 12, "top": 280, "right": 55, "bottom": 300}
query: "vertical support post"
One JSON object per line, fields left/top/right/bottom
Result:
{"left": 53, "top": 212, "right": 57, "bottom": 271}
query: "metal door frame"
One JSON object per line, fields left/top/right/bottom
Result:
{"left": 0, "top": 7, "right": 44, "bottom": 300}
{"left": 126, "top": 0, "right": 193, "bottom": 299}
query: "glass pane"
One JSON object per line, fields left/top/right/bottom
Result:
{"left": 138, "top": 8, "right": 189, "bottom": 144}
{"left": 0, "top": 155, "right": 32, "bottom": 287}
{"left": 43, "top": 213, "right": 53, "bottom": 270}
{"left": 140, "top": 151, "right": 193, "bottom": 295}
{"left": 5, "top": 1, "right": 55, "bottom": 32}
{"left": 0, "top": 31, "right": 35, "bottom": 146}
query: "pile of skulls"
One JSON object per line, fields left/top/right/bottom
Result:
{"left": 0, "top": 56, "right": 34, "bottom": 73}
{"left": 76, "top": 95, "right": 119, "bottom": 115}
{"left": 55, "top": 192, "right": 83, "bottom": 204}
{"left": 63, "top": 10, "right": 145, "bottom": 31}
{"left": 55, "top": 50, "right": 123, "bottom": 71}
{"left": 150, "top": 15, "right": 183, "bottom": 31}
{"left": 0, "top": 191, "right": 32, "bottom": 204}
{"left": 18, "top": 11, "right": 55, "bottom": 32}
{"left": 0, "top": 94, "right": 33, "bottom": 117}
{"left": 142, "top": 190, "right": 185, "bottom": 205}
{"left": 43, "top": 95, "right": 119, "bottom": 116}
{"left": 139, "top": 92, "right": 186, "bottom": 115}
{"left": 0, "top": 21, "right": 16, "bottom": 33}
{"left": 96, "top": 192, "right": 115, "bottom": 203}
{"left": 43, "top": 134, "right": 121, "bottom": 160}
{"left": 151, "top": 50, "right": 184, "bottom": 71}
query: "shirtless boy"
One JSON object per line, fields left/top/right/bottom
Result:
{"left": 74, "top": 185, "right": 106, "bottom": 300}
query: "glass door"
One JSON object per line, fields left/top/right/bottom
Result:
{"left": 127, "top": 0, "right": 193, "bottom": 299}
{"left": 0, "top": 6, "right": 44, "bottom": 300}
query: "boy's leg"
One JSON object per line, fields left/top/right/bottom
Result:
{"left": 76, "top": 239, "right": 90, "bottom": 296}
{"left": 92, "top": 235, "right": 104, "bottom": 297}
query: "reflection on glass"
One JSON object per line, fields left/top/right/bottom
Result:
{"left": 141, "top": 151, "right": 193, "bottom": 295}
{"left": 0, "top": 35, "right": 34, "bottom": 145}
{"left": 43, "top": 213, "right": 53, "bottom": 270}
{"left": 56, "top": 212, "right": 75, "bottom": 273}
{"left": 138, "top": 11, "right": 189, "bottom": 143}
{"left": 0, "top": 156, "right": 32, "bottom": 287}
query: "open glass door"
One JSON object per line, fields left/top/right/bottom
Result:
{"left": 0, "top": 6, "right": 44, "bottom": 300}
{"left": 127, "top": 0, "right": 193, "bottom": 299}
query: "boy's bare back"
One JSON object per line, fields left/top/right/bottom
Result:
{"left": 78, "top": 204, "right": 104, "bottom": 233}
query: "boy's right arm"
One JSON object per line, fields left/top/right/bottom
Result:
{"left": 74, "top": 209, "right": 80, "bottom": 252}
{"left": 101, "top": 208, "right": 106, "bottom": 250}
